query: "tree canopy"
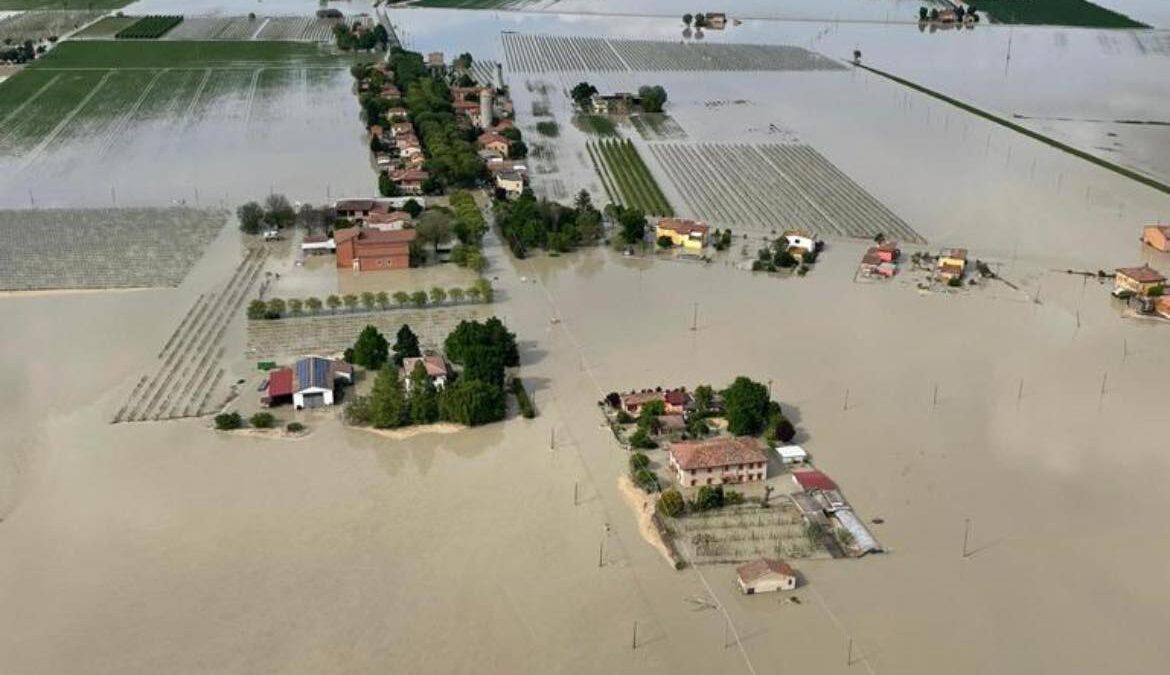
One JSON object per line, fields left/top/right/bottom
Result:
{"left": 570, "top": 81, "right": 598, "bottom": 108}
{"left": 352, "top": 325, "right": 390, "bottom": 369}
{"left": 638, "top": 85, "right": 668, "bottom": 113}
{"left": 393, "top": 324, "right": 422, "bottom": 366}
{"left": 722, "top": 376, "right": 771, "bottom": 436}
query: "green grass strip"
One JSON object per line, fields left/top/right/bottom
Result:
{"left": 856, "top": 63, "right": 1170, "bottom": 198}
{"left": 586, "top": 142, "right": 619, "bottom": 205}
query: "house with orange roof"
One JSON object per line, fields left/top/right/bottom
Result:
{"left": 668, "top": 436, "right": 767, "bottom": 487}
{"left": 655, "top": 218, "right": 709, "bottom": 251}
{"left": 478, "top": 131, "right": 511, "bottom": 157}
{"left": 1142, "top": 225, "right": 1170, "bottom": 252}
{"left": 1114, "top": 265, "right": 1166, "bottom": 296}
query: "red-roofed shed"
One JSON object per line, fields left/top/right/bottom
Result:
{"left": 791, "top": 470, "right": 837, "bottom": 492}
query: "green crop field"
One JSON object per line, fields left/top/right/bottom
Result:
{"left": 591, "top": 139, "right": 673, "bottom": 217}
{"left": 115, "top": 15, "right": 183, "bottom": 40}
{"left": 0, "top": 0, "right": 130, "bottom": 8}
{"left": 71, "top": 15, "right": 137, "bottom": 38}
{"left": 977, "top": 0, "right": 1147, "bottom": 27}
{"left": 576, "top": 114, "right": 618, "bottom": 137}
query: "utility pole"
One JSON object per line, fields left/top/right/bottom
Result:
{"left": 962, "top": 517, "right": 971, "bottom": 558}
{"left": 1016, "top": 379, "right": 1024, "bottom": 410}
{"left": 632, "top": 621, "right": 638, "bottom": 650}
{"left": 690, "top": 302, "right": 698, "bottom": 331}
{"left": 843, "top": 387, "right": 850, "bottom": 412}
{"left": 1098, "top": 372, "right": 1108, "bottom": 411}
{"left": 847, "top": 638, "right": 855, "bottom": 665}
{"left": 573, "top": 481, "right": 578, "bottom": 506}
{"left": 932, "top": 383, "right": 939, "bottom": 409}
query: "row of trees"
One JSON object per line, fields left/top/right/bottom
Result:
{"left": 495, "top": 189, "right": 605, "bottom": 256}
{"left": 345, "top": 318, "right": 518, "bottom": 428}
{"left": 333, "top": 22, "right": 389, "bottom": 51}
{"left": 245, "top": 280, "right": 494, "bottom": 320}
{"left": 0, "top": 40, "right": 44, "bottom": 65}
{"left": 237, "top": 194, "right": 297, "bottom": 234}
{"left": 681, "top": 13, "right": 716, "bottom": 28}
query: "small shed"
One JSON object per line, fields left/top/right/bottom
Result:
{"left": 736, "top": 558, "right": 798, "bottom": 594}
{"left": 791, "top": 469, "right": 837, "bottom": 493}
{"left": 776, "top": 445, "right": 808, "bottom": 464}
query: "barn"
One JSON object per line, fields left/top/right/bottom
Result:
{"left": 736, "top": 558, "right": 798, "bottom": 594}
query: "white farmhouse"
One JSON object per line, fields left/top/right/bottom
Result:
{"left": 736, "top": 558, "right": 798, "bottom": 595}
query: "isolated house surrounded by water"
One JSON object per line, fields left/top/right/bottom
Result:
{"left": 335, "top": 228, "right": 417, "bottom": 271}
{"left": 620, "top": 388, "right": 691, "bottom": 415}
{"left": 656, "top": 218, "right": 709, "bottom": 251}
{"left": 1143, "top": 226, "right": 1170, "bottom": 252}
{"left": 400, "top": 355, "right": 451, "bottom": 390}
{"left": 262, "top": 357, "right": 353, "bottom": 409}
{"left": 668, "top": 436, "right": 767, "bottom": 487}
{"left": 1115, "top": 265, "right": 1166, "bottom": 296}
{"left": 937, "top": 248, "right": 967, "bottom": 281}
{"left": 736, "top": 558, "right": 797, "bottom": 594}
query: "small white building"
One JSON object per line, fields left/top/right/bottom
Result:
{"left": 292, "top": 357, "right": 352, "bottom": 409}
{"left": 775, "top": 445, "right": 808, "bottom": 464}
{"left": 784, "top": 234, "right": 816, "bottom": 254}
{"left": 736, "top": 558, "right": 798, "bottom": 594}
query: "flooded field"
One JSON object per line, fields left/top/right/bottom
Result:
{"left": 0, "top": 207, "right": 227, "bottom": 290}
{"left": 0, "top": 41, "right": 372, "bottom": 208}
{"left": 0, "top": 8, "right": 102, "bottom": 41}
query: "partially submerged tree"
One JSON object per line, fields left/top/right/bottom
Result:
{"left": 392, "top": 324, "right": 421, "bottom": 366}
{"left": 722, "top": 376, "right": 771, "bottom": 436}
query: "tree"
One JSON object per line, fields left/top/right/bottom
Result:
{"left": 415, "top": 210, "right": 452, "bottom": 255}
{"left": 683, "top": 13, "right": 693, "bottom": 25}
{"left": 629, "top": 452, "right": 651, "bottom": 472}
{"left": 326, "top": 294, "right": 341, "bottom": 313}
{"left": 403, "top": 199, "right": 423, "bottom": 217}
{"left": 509, "top": 139, "right": 528, "bottom": 158}
{"left": 449, "top": 287, "right": 466, "bottom": 303}
{"left": 408, "top": 362, "right": 440, "bottom": 424}
{"left": 342, "top": 294, "right": 359, "bottom": 311}
{"left": 237, "top": 201, "right": 264, "bottom": 234}
{"left": 368, "top": 364, "right": 409, "bottom": 428}
{"left": 250, "top": 412, "right": 275, "bottom": 429}
{"left": 460, "top": 343, "right": 506, "bottom": 388}
{"left": 288, "top": 298, "right": 304, "bottom": 316}
{"left": 633, "top": 468, "right": 658, "bottom": 491}
{"left": 466, "top": 285, "right": 482, "bottom": 303}
{"left": 695, "top": 485, "right": 724, "bottom": 511}
{"left": 410, "top": 290, "right": 428, "bottom": 307}
{"left": 214, "top": 411, "right": 244, "bottom": 430}
{"left": 629, "top": 427, "right": 658, "bottom": 449}
{"left": 264, "top": 194, "right": 295, "bottom": 229}
{"left": 352, "top": 325, "right": 390, "bottom": 369}
{"left": 918, "top": 6, "right": 929, "bottom": 21}
{"left": 657, "top": 235, "right": 673, "bottom": 249}
{"left": 439, "top": 378, "right": 506, "bottom": 426}
{"left": 305, "top": 296, "right": 323, "bottom": 314}
{"left": 266, "top": 297, "right": 286, "bottom": 318}
{"left": 392, "top": 324, "right": 421, "bottom": 366}
{"left": 378, "top": 171, "right": 397, "bottom": 197}
{"left": 657, "top": 488, "right": 685, "bottom": 517}
{"left": 638, "top": 85, "right": 668, "bottom": 113}
{"left": 723, "top": 376, "right": 771, "bottom": 436}
{"left": 376, "top": 291, "right": 390, "bottom": 309}
{"left": 570, "top": 81, "right": 598, "bottom": 109}
{"left": 393, "top": 290, "right": 411, "bottom": 307}
{"left": 618, "top": 206, "right": 647, "bottom": 245}
{"left": 430, "top": 287, "right": 447, "bottom": 304}
{"left": 361, "top": 291, "right": 377, "bottom": 311}
{"left": 454, "top": 51, "right": 473, "bottom": 69}
{"left": 246, "top": 299, "right": 268, "bottom": 320}
{"left": 444, "top": 317, "right": 519, "bottom": 367}
{"left": 694, "top": 12, "right": 707, "bottom": 27}
{"left": 693, "top": 384, "right": 714, "bottom": 413}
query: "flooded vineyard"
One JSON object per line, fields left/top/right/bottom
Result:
{"left": 502, "top": 33, "right": 845, "bottom": 73}
{"left": 648, "top": 142, "right": 924, "bottom": 242}
{"left": 0, "top": 9, "right": 102, "bottom": 41}
{"left": 0, "top": 208, "right": 227, "bottom": 290}
{"left": 163, "top": 16, "right": 364, "bottom": 42}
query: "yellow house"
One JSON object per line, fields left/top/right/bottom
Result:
{"left": 936, "top": 247, "right": 967, "bottom": 280}
{"left": 656, "top": 218, "right": 709, "bottom": 251}
{"left": 1115, "top": 265, "right": 1166, "bottom": 296}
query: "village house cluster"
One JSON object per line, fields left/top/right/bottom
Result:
{"left": 299, "top": 197, "right": 428, "bottom": 272}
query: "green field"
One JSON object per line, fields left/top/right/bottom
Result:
{"left": 978, "top": 0, "right": 1147, "bottom": 27}
{"left": 70, "top": 15, "right": 137, "bottom": 38}
{"left": 0, "top": 0, "right": 130, "bottom": 8}
{"left": 591, "top": 139, "right": 673, "bottom": 217}
{"left": 575, "top": 114, "right": 618, "bottom": 137}
{"left": 25, "top": 40, "right": 353, "bottom": 69}
{"left": 114, "top": 14, "right": 183, "bottom": 39}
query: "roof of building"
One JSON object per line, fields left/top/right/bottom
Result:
{"left": 657, "top": 414, "right": 687, "bottom": 431}
{"left": 657, "top": 218, "right": 709, "bottom": 237}
{"left": 401, "top": 355, "right": 448, "bottom": 378}
{"left": 861, "top": 251, "right": 883, "bottom": 266}
{"left": 776, "top": 445, "right": 808, "bottom": 460}
{"left": 335, "top": 198, "right": 378, "bottom": 211}
{"left": 670, "top": 436, "right": 766, "bottom": 471}
{"left": 736, "top": 558, "right": 796, "bottom": 583}
{"left": 267, "top": 367, "right": 294, "bottom": 397}
{"left": 334, "top": 228, "right": 418, "bottom": 246}
{"left": 1116, "top": 265, "right": 1166, "bottom": 284}
{"left": 833, "top": 508, "right": 882, "bottom": 554}
{"left": 367, "top": 211, "right": 412, "bottom": 225}
{"left": 664, "top": 388, "right": 691, "bottom": 406}
{"left": 497, "top": 171, "right": 524, "bottom": 183}
{"left": 391, "top": 168, "right": 429, "bottom": 183}
{"left": 941, "top": 248, "right": 968, "bottom": 260}
{"left": 478, "top": 132, "right": 510, "bottom": 146}
{"left": 1145, "top": 225, "right": 1170, "bottom": 235}
{"left": 791, "top": 469, "right": 837, "bottom": 492}
{"left": 295, "top": 356, "right": 333, "bottom": 391}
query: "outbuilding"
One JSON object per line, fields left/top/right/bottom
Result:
{"left": 736, "top": 558, "right": 798, "bottom": 594}
{"left": 775, "top": 445, "right": 808, "bottom": 464}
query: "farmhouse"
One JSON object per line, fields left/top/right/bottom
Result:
{"left": 496, "top": 171, "right": 526, "bottom": 197}
{"left": 590, "top": 92, "right": 640, "bottom": 115}
{"left": 1114, "top": 265, "right": 1166, "bottom": 296}
{"left": 478, "top": 132, "right": 511, "bottom": 157}
{"left": 366, "top": 210, "right": 412, "bottom": 231}
{"left": 262, "top": 357, "right": 353, "bottom": 409}
{"left": 334, "top": 198, "right": 382, "bottom": 222}
{"left": 937, "top": 247, "right": 967, "bottom": 281}
{"left": 668, "top": 436, "right": 767, "bottom": 487}
{"left": 390, "top": 168, "right": 429, "bottom": 195}
{"left": 656, "top": 218, "right": 709, "bottom": 251}
{"left": 400, "top": 355, "right": 451, "bottom": 390}
{"left": 620, "top": 388, "right": 690, "bottom": 414}
{"left": 860, "top": 245, "right": 898, "bottom": 278}
{"left": 736, "top": 558, "right": 797, "bottom": 594}
{"left": 335, "top": 228, "right": 417, "bottom": 271}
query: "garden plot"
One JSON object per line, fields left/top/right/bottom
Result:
{"left": 648, "top": 142, "right": 924, "bottom": 243}
{"left": 502, "top": 33, "right": 845, "bottom": 73}
{"left": 590, "top": 139, "right": 673, "bottom": 216}
{"left": 246, "top": 305, "right": 496, "bottom": 359}
{"left": 663, "top": 501, "right": 832, "bottom": 566}
{"left": 0, "top": 9, "right": 101, "bottom": 41}
{"left": 113, "top": 249, "right": 265, "bottom": 424}
{"left": 0, "top": 207, "right": 226, "bottom": 290}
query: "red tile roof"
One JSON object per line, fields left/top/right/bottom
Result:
{"left": 335, "top": 228, "right": 418, "bottom": 245}
{"left": 657, "top": 218, "right": 709, "bottom": 237}
{"left": 478, "top": 132, "right": 509, "bottom": 146}
{"left": 736, "top": 558, "right": 796, "bottom": 583}
{"left": 792, "top": 469, "right": 837, "bottom": 492}
{"left": 401, "top": 355, "right": 448, "bottom": 378}
{"left": 670, "top": 437, "right": 766, "bottom": 471}
{"left": 1117, "top": 265, "right": 1166, "bottom": 284}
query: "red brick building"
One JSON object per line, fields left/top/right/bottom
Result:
{"left": 335, "top": 228, "right": 417, "bottom": 271}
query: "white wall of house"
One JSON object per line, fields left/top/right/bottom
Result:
{"left": 738, "top": 573, "right": 796, "bottom": 594}
{"left": 671, "top": 457, "right": 767, "bottom": 487}
{"left": 293, "top": 387, "right": 334, "bottom": 409}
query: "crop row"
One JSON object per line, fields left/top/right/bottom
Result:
{"left": 647, "top": 142, "right": 923, "bottom": 242}
{"left": 115, "top": 15, "right": 183, "bottom": 40}
{"left": 592, "top": 139, "right": 674, "bottom": 216}
{"left": 502, "top": 33, "right": 845, "bottom": 73}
